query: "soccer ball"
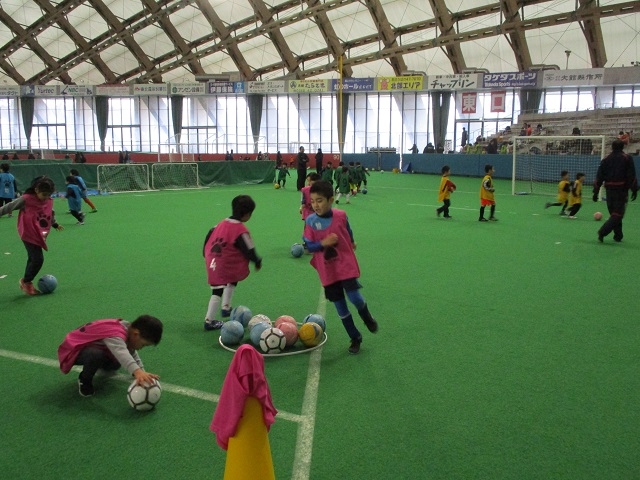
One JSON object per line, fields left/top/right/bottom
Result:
{"left": 362, "top": 188, "right": 368, "bottom": 194}
{"left": 275, "top": 315, "right": 297, "bottom": 329}
{"left": 259, "top": 327, "right": 286, "bottom": 354}
{"left": 291, "top": 243, "right": 304, "bottom": 258}
{"left": 231, "top": 306, "right": 253, "bottom": 327}
{"left": 247, "top": 314, "right": 271, "bottom": 331}
{"left": 274, "top": 183, "right": 281, "bottom": 189}
{"left": 220, "top": 320, "right": 245, "bottom": 345}
{"left": 250, "top": 322, "right": 271, "bottom": 346}
{"left": 127, "top": 379, "right": 162, "bottom": 411}
{"left": 298, "top": 322, "right": 323, "bottom": 347}
{"left": 303, "top": 313, "right": 326, "bottom": 333}
{"left": 37, "top": 274, "right": 57, "bottom": 294}
{"left": 277, "top": 322, "right": 299, "bottom": 346}
{"left": 594, "top": 212, "right": 603, "bottom": 221}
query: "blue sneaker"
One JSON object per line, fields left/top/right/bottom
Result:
{"left": 221, "top": 309, "right": 231, "bottom": 318}
{"left": 204, "top": 319, "right": 223, "bottom": 331}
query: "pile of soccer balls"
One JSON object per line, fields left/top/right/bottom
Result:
{"left": 219, "top": 306, "right": 326, "bottom": 355}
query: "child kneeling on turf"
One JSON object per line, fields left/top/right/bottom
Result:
{"left": 303, "top": 180, "right": 378, "bottom": 354}
{"left": 58, "top": 315, "right": 163, "bottom": 397}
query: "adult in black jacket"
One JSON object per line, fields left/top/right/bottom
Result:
{"left": 315, "top": 148, "right": 324, "bottom": 173}
{"left": 296, "top": 146, "right": 309, "bottom": 190}
{"left": 593, "top": 139, "right": 638, "bottom": 242}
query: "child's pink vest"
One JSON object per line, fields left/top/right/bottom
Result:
{"left": 58, "top": 319, "right": 127, "bottom": 374}
{"left": 306, "top": 209, "right": 360, "bottom": 286}
{"left": 204, "top": 219, "right": 251, "bottom": 285}
{"left": 18, "top": 193, "right": 53, "bottom": 250}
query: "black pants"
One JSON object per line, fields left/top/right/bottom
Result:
{"left": 568, "top": 203, "right": 582, "bottom": 216}
{"left": 599, "top": 189, "right": 628, "bottom": 241}
{"left": 75, "top": 347, "right": 121, "bottom": 381}
{"left": 297, "top": 168, "right": 307, "bottom": 191}
{"left": 22, "top": 241, "right": 44, "bottom": 283}
{"left": 437, "top": 199, "right": 451, "bottom": 217}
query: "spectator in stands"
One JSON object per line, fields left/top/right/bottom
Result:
{"left": 520, "top": 125, "right": 527, "bottom": 136}
{"left": 124, "top": 151, "right": 131, "bottom": 163}
{"left": 572, "top": 127, "right": 581, "bottom": 135}
{"left": 486, "top": 138, "right": 499, "bottom": 154}
{"left": 275, "top": 151, "right": 283, "bottom": 167}
{"left": 2, "top": 153, "right": 8, "bottom": 160}
{"left": 64, "top": 153, "right": 71, "bottom": 161}
{"left": 504, "top": 126, "right": 512, "bottom": 134}
{"left": 526, "top": 124, "right": 533, "bottom": 136}
{"left": 436, "top": 145, "right": 445, "bottom": 154}
{"left": 461, "top": 127, "right": 468, "bottom": 147}
{"left": 409, "top": 144, "right": 419, "bottom": 154}
{"left": 12, "top": 152, "right": 19, "bottom": 160}
{"left": 618, "top": 131, "right": 630, "bottom": 145}
{"left": 535, "top": 124, "right": 543, "bottom": 135}
{"left": 423, "top": 143, "right": 435, "bottom": 154}
{"left": 118, "top": 151, "right": 124, "bottom": 163}
{"left": 256, "top": 151, "right": 264, "bottom": 161}
{"left": 593, "top": 139, "right": 638, "bottom": 243}
{"left": 27, "top": 152, "right": 35, "bottom": 160}
{"left": 296, "top": 146, "right": 309, "bottom": 191}
{"left": 224, "top": 151, "right": 232, "bottom": 161}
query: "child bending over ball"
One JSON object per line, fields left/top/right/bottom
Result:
{"left": 436, "top": 165, "right": 456, "bottom": 219}
{"left": 203, "top": 195, "right": 262, "bottom": 331}
{"left": 0, "top": 176, "right": 64, "bottom": 295}
{"left": 303, "top": 180, "right": 378, "bottom": 354}
{"left": 545, "top": 170, "right": 571, "bottom": 216}
{"left": 58, "top": 315, "right": 163, "bottom": 397}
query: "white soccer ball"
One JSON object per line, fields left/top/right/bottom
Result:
{"left": 127, "top": 379, "right": 162, "bottom": 411}
{"left": 247, "top": 314, "right": 271, "bottom": 331}
{"left": 259, "top": 327, "right": 286, "bottom": 354}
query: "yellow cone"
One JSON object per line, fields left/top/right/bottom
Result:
{"left": 224, "top": 396, "right": 275, "bottom": 480}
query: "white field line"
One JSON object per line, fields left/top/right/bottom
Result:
{"left": 291, "top": 289, "right": 326, "bottom": 480}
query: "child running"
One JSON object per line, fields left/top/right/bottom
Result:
{"left": 545, "top": 170, "right": 571, "bottom": 215}
{"left": 70, "top": 168, "right": 97, "bottom": 213}
{"left": 300, "top": 172, "right": 321, "bottom": 220}
{"left": 66, "top": 175, "right": 86, "bottom": 225}
{"left": 303, "top": 180, "right": 378, "bottom": 354}
{"left": 479, "top": 164, "right": 498, "bottom": 222}
{"left": 58, "top": 315, "right": 163, "bottom": 397}
{"left": 0, "top": 176, "right": 63, "bottom": 295}
{"left": 203, "top": 195, "right": 262, "bottom": 330}
{"left": 335, "top": 165, "right": 352, "bottom": 204}
{"left": 567, "top": 172, "right": 585, "bottom": 219}
{"left": 276, "top": 164, "right": 291, "bottom": 188}
{"left": 436, "top": 165, "right": 456, "bottom": 219}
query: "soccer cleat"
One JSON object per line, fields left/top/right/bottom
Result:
{"left": 568, "top": 215, "right": 577, "bottom": 219}
{"left": 560, "top": 211, "right": 568, "bottom": 216}
{"left": 544, "top": 202, "right": 551, "bottom": 209}
{"left": 598, "top": 233, "right": 604, "bottom": 243}
{"left": 91, "top": 209, "right": 98, "bottom": 213}
{"left": 358, "top": 304, "right": 379, "bottom": 333}
{"left": 436, "top": 209, "right": 442, "bottom": 218}
{"left": 489, "top": 217, "right": 498, "bottom": 221}
{"left": 78, "top": 376, "right": 95, "bottom": 397}
{"left": 479, "top": 218, "right": 488, "bottom": 222}
{"left": 444, "top": 215, "right": 453, "bottom": 219}
{"left": 76, "top": 221, "right": 85, "bottom": 225}
{"left": 221, "top": 309, "right": 231, "bottom": 318}
{"left": 348, "top": 337, "right": 362, "bottom": 355}
{"left": 19, "top": 278, "right": 39, "bottom": 295}
{"left": 204, "top": 319, "right": 224, "bottom": 331}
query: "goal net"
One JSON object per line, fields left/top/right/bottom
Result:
{"left": 151, "top": 163, "right": 199, "bottom": 190}
{"left": 511, "top": 135, "right": 605, "bottom": 195}
{"left": 97, "top": 164, "right": 150, "bottom": 193}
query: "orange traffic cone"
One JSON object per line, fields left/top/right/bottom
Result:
{"left": 223, "top": 396, "right": 275, "bottom": 480}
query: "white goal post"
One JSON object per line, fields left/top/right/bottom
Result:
{"left": 151, "top": 163, "right": 200, "bottom": 190}
{"left": 511, "top": 135, "right": 606, "bottom": 195}
{"left": 97, "top": 164, "right": 150, "bottom": 193}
